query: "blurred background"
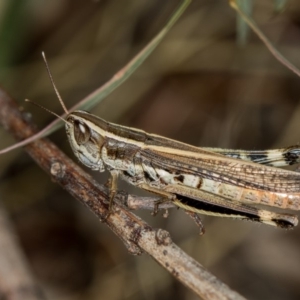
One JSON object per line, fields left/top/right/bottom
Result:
{"left": 1, "top": 0, "right": 300, "bottom": 299}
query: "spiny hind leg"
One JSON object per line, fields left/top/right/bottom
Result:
{"left": 163, "top": 184, "right": 298, "bottom": 229}
{"left": 137, "top": 184, "right": 205, "bottom": 233}
{"left": 184, "top": 211, "right": 205, "bottom": 235}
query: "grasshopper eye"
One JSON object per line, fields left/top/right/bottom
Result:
{"left": 74, "top": 120, "right": 91, "bottom": 145}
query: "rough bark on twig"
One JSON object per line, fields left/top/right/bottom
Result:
{"left": 0, "top": 89, "right": 246, "bottom": 300}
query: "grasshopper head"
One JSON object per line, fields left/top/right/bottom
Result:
{"left": 35, "top": 53, "right": 106, "bottom": 172}
{"left": 66, "top": 111, "right": 106, "bottom": 172}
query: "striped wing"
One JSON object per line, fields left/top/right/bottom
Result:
{"left": 140, "top": 146, "right": 300, "bottom": 194}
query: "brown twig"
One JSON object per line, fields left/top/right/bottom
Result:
{"left": 0, "top": 89, "right": 246, "bottom": 300}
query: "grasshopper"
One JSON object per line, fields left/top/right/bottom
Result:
{"left": 29, "top": 53, "right": 300, "bottom": 230}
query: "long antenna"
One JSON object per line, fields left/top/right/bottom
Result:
{"left": 25, "top": 99, "right": 70, "bottom": 125}
{"left": 41, "top": 51, "right": 69, "bottom": 115}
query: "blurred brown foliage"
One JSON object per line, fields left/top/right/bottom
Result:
{"left": 1, "top": 0, "right": 300, "bottom": 299}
